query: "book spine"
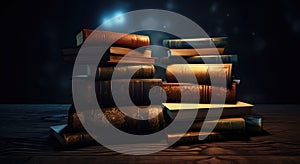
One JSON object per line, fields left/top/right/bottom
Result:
{"left": 96, "top": 65, "right": 155, "bottom": 80}
{"left": 186, "top": 55, "right": 238, "bottom": 64}
{"left": 169, "top": 48, "right": 225, "bottom": 56}
{"left": 96, "top": 79, "right": 163, "bottom": 107}
{"left": 162, "top": 82, "right": 237, "bottom": 104}
{"left": 168, "top": 131, "right": 246, "bottom": 145}
{"left": 163, "top": 38, "right": 228, "bottom": 49}
{"left": 190, "top": 118, "right": 245, "bottom": 132}
{"left": 77, "top": 29, "right": 150, "bottom": 48}
{"left": 68, "top": 106, "right": 165, "bottom": 134}
{"left": 165, "top": 64, "right": 232, "bottom": 85}
{"left": 62, "top": 132, "right": 96, "bottom": 147}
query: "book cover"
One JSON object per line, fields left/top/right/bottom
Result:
{"left": 95, "top": 79, "right": 163, "bottom": 107}
{"left": 165, "top": 64, "right": 232, "bottom": 85}
{"left": 68, "top": 105, "right": 165, "bottom": 135}
{"left": 50, "top": 124, "right": 96, "bottom": 148}
{"left": 162, "top": 37, "right": 228, "bottom": 49}
{"left": 96, "top": 64, "right": 155, "bottom": 80}
{"left": 162, "top": 81, "right": 237, "bottom": 104}
{"left": 62, "top": 47, "right": 155, "bottom": 65}
{"left": 76, "top": 29, "right": 150, "bottom": 47}
{"left": 167, "top": 131, "right": 248, "bottom": 146}
{"left": 160, "top": 55, "right": 238, "bottom": 65}
{"left": 168, "top": 48, "right": 225, "bottom": 56}
{"left": 162, "top": 101, "right": 254, "bottom": 121}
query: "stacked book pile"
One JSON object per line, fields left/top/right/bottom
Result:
{"left": 50, "top": 29, "right": 263, "bottom": 148}
{"left": 159, "top": 37, "right": 263, "bottom": 145}
{"left": 52, "top": 29, "right": 165, "bottom": 147}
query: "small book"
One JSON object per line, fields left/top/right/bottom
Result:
{"left": 62, "top": 47, "right": 154, "bottom": 64}
{"left": 167, "top": 131, "right": 248, "bottom": 146}
{"left": 76, "top": 29, "right": 150, "bottom": 47}
{"left": 159, "top": 55, "right": 238, "bottom": 65}
{"left": 162, "top": 101, "right": 254, "bottom": 121}
{"left": 49, "top": 124, "right": 96, "bottom": 148}
{"left": 162, "top": 37, "right": 228, "bottom": 49}
{"left": 162, "top": 81, "right": 237, "bottom": 104}
{"left": 168, "top": 48, "right": 225, "bottom": 57}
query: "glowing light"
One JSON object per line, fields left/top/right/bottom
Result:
{"left": 101, "top": 10, "right": 125, "bottom": 27}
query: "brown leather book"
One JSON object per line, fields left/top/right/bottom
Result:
{"left": 165, "top": 64, "right": 232, "bottom": 85}
{"left": 169, "top": 48, "right": 225, "bottom": 56}
{"left": 162, "top": 81, "right": 237, "bottom": 104}
{"left": 67, "top": 105, "right": 165, "bottom": 135}
{"left": 76, "top": 29, "right": 150, "bottom": 47}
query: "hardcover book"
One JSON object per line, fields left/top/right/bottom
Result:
{"left": 162, "top": 81, "right": 237, "bottom": 104}
{"left": 165, "top": 64, "right": 232, "bottom": 85}
{"left": 67, "top": 105, "right": 165, "bottom": 134}
{"left": 168, "top": 48, "right": 225, "bottom": 56}
{"left": 76, "top": 29, "right": 150, "bottom": 47}
{"left": 50, "top": 124, "right": 96, "bottom": 148}
{"left": 162, "top": 101, "right": 254, "bottom": 121}
{"left": 162, "top": 37, "right": 228, "bottom": 49}
{"left": 159, "top": 55, "right": 238, "bottom": 65}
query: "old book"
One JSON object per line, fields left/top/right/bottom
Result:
{"left": 160, "top": 55, "right": 238, "bottom": 65}
{"left": 95, "top": 64, "right": 155, "bottom": 80}
{"left": 76, "top": 29, "right": 150, "bottom": 47}
{"left": 62, "top": 47, "right": 153, "bottom": 64}
{"left": 108, "top": 55, "right": 156, "bottom": 65}
{"left": 67, "top": 105, "right": 165, "bottom": 135}
{"left": 162, "top": 101, "right": 254, "bottom": 121}
{"left": 110, "top": 46, "right": 151, "bottom": 58}
{"left": 168, "top": 48, "right": 225, "bottom": 56}
{"left": 165, "top": 64, "right": 232, "bottom": 85}
{"left": 95, "top": 79, "right": 163, "bottom": 107}
{"left": 72, "top": 78, "right": 162, "bottom": 107}
{"left": 163, "top": 37, "right": 228, "bottom": 49}
{"left": 169, "top": 118, "right": 245, "bottom": 134}
{"left": 162, "top": 81, "right": 237, "bottom": 104}
{"left": 50, "top": 124, "right": 96, "bottom": 148}
{"left": 167, "top": 131, "right": 247, "bottom": 145}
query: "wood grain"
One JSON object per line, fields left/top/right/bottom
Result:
{"left": 0, "top": 104, "right": 300, "bottom": 163}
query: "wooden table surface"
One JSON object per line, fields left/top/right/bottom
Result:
{"left": 0, "top": 104, "right": 299, "bottom": 163}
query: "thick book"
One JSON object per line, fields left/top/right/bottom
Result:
{"left": 160, "top": 55, "right": 238, "bottom": 65}
{"left": 167, "top": 131, "right": 247, "bottom": 145}
{"left": 50, "top": 124, "right": 96, "bottom": 148}
{"left": 167, "top": 116, "right": 263, "bottom": 145}
{"left": 62, "top": 47, "right": 154, "bottom": 64}
{"left": 162, "top": 37, "right": 228, "bottom": 49}
{"left": 95, "top": 79, "right": 163, "bottom": 107}
{"left": 168, "top": 48, "right": 225, "bottom": 56}
{"left": 165, "top": 64, "right": 232, "bottom": 85}
{"left": 67, "top": 105, "right": 165, "bottom": 135}
{"left": 76, "top": 29, "right": 150, "bottom": 47}
{"left": 162, "top": 81, "right": 237, "bottom": 104}
{"left": 110, "top": 46, "right": 151, "bottom": 58}
{"left": 162, "top": 101, "right": 254, "bottom": 121}
{"left": 167, "top": 117, "right": 245, "bottom": 134}
{"left": 71, "top": 64, "right": 155, "bottom": 80}
{"left": 72, "top": 78, "right": 162, "bottom": 107}
{"left": 108, "top": 55, "right": 156, "bottom": 65}
{"left": 96, "top": 64, "right": 155, "bottom": 80}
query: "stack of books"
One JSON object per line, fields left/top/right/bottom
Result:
{"left": 51, "top": 29, "right": 263, "bottom": 148}
{"left": 159, "top": 37, "right": 263, "bottom": 145}
{"left": 52, "top": 29, "right": 166, "bottom": 147}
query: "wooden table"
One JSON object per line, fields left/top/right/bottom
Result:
{"left": 0, "top": 104, "right": 299, "bottom": 163}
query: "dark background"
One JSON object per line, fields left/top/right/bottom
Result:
{"left": 1, "top": 0, "right": 299, "bottom": 104}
